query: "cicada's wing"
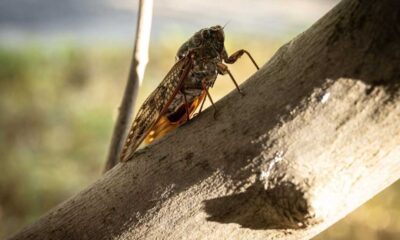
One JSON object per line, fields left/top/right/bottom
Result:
{"left": 120, "top": 55, "right": 193, "bottom": 162}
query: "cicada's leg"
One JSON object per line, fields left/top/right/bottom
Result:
{"left": 206, "top": 91, "right": 217, "bottom": 120}
{"left": 216, "top": 62, "right": 244, "bottom": 95}
{"left": 181, "top": 90, "right": 190, "bottom": 122}
{"left": 224, "top": 49, "right": 259, "bottom": 70}
{"left": 197, "top": 93, "right": 207, "bottom": 114}
{"left": 202, "top": 84, "right": 218, "bottom": 119}
{"left": 192, "top": 93, "right": 207, "bottom": 118}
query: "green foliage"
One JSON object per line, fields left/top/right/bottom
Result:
{"left": 0, "top": 45, "right": 119, "bottom": 236}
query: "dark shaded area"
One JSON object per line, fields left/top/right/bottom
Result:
{"left": 204, "top": 181, "right": 309, "bottom": 230}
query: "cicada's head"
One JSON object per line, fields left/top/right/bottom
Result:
{"left": 176, "top": 25, "right": 227, "bottom": 60}
{"left": 200, "top": 25, "right": 225, "bottom": 54}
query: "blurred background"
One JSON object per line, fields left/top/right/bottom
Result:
{"left": 0, "top": 0, "right": 398, "bottom": 239}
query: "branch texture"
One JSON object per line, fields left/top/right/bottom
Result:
{"left": 9, "top": 0, "right": 400, "bottom": 239}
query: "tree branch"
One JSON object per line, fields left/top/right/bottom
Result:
{"left": 9, "top": 0, "right": 400, "bottom": 239}
{"left": 104, "top": 0, "right": 153, "bottom": 172}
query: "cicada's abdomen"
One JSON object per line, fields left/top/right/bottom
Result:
{"left": 145, "top": 91, "right": 206, "bottom": 144}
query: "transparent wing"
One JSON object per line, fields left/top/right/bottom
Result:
{"left": 120, "top": 55, "right": 192, "bottom": 162}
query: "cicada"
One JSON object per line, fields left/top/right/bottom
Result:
{"left": 120, "top": 25, "right": 259, "bottom": 162}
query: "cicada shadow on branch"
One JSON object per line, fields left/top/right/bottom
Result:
{"left": 120, "top": 25, "right": 260, "bottom": 162}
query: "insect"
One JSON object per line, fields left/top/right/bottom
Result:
{"left": 120, "top": 25, "right": 259, "bottom": 162}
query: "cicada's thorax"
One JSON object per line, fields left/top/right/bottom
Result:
{"left": 165, "top": 26, "right": 227, "bottom": 119}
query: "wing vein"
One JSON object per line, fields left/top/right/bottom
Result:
{"left": 120, "top": 55, "right": 193, "bottom": 162}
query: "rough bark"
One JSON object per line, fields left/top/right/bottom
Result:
{"left": 8, "top": 0, "right": 400, "bottom": 239}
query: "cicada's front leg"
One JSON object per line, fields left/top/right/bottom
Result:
{"left": 218, "top": 49, "right": 260, "bottom": 95}
{"left": 216, "top": 62, "right": 244, "bottom": 95}
{"left": 224, "top": 49, "right": 260, "bottom": 70}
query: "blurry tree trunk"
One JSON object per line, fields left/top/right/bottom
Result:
{"left": 104, "top": 0, "right": 153, "bottom": 172}
{"left": 8, "top": 0, "right": 400, "bottom": 239}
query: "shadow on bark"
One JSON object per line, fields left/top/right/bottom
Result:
{"left": 204, "top": 181, "right": 309, "bottom": 230}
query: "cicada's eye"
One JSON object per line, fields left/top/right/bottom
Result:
{"left": 201, "top": 29, "right": 211, "bottom": 39}
{"left": 216, "top": 30, "right": 224, "bottom": 42}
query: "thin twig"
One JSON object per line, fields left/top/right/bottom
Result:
{"left": 104, "top": 0, "right": 153, "bottom": 172}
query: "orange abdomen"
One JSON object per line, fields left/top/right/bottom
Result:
{"left": 144, "top": 91, "right": 206, "bottom": 144}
